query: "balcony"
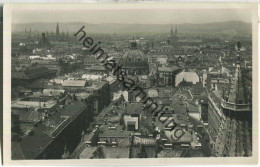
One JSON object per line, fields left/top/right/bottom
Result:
{"left": 221, "top": 100, "right": 251, "bottom": 112}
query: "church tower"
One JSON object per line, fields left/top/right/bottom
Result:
{"left": 211, "top": 41, "right": 252, "bottom": 157}
{"left": 169, "top": 24, "right": 178, "bottom": 45}
{"left": 170, "top": 24, "right": 174, "bottom": 39}
{"left": 56, "top": 22, "right": 60, "bottom": 37}
{"left": 175, "top": 25, "right": 178, "bottom": 39}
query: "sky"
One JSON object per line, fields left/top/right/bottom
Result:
{"left": 12, "top": 6, "right": 252, "bottom": 24}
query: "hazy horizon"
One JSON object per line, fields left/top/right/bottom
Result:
{"left": 12, "top": 8, "right": 252, "bottom": 25}
{"left": 13, "top": 20, "right": 250, "bottom": 25}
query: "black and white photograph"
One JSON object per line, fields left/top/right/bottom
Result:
{"left": 2, "top": 3, "right": 258, "bottom": 165}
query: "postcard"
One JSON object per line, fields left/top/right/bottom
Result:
{"left": 3, "top": 3, "right": 258, "bottom": 165}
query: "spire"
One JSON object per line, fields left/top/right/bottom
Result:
{"left": 61, "top": 139, "right": 70, "bottom": 159}
{"left": 56, "top": 22, "right": 59, "bottom": 36}
{"left": 175, "top": 24, "right": 178, "bottom": 36}
{"left": 171, "top": 24, "right": 174, "bottom": 37}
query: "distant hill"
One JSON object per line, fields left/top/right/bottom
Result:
{"left": 12, "top": 21, "right": 251, "bottom": 35}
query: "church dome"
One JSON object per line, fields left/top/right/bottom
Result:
{"left": 120, "top": 49, "right": 147, "bottom": 63}
{"left": 118, "top": 41, "right": 149, "bottom": 75}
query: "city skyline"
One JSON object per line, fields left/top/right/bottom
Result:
{"left": 12, "top": 21, "right": 252, "bottom": 34}
{"left": 3, "top": 3, "right": 257, "bottom": 165}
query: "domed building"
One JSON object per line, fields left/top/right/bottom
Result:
{"left": 119, "top": 41, "right": 149, "bottom": 75}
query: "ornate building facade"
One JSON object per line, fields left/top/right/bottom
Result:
{"left": 207, "top": 42, "right": 252, "bottom": 157}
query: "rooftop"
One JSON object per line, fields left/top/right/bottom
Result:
{"left": 37, "top": 101, "right": 87, "bottom": 138}
{"left": 86, "top": 81, "right": 108, "bottom": 91}
{"left": 79, "top": 146, "right": 99, "bottom": 159}
{"left": 12, "top": 128, "right": 52, "bottom": 159}
{"left": 12, "top": 66, "right": 56, "bottom": 80}
{"left": 11, "top": 99, "right": 57, "bottom": 110}
{"left": 99, "top": 124, "right": 132, "bottom": 138}
{"left": 75, "top": 92, "right": 91, "bottom": 100}
{"left": 157, "top": 149, "right": 183, "bottom": 158}
{"left": 62, "top": 80, "right": 86, "bottom": 87}
{"left": 85, "top": 65, "right": 107, "bottom": 71}
{"left": 43, "top": 89, "right": 65, "bottom": 96}
{"left": 187, "top": 103, "right": 199, "bottom": 113}
{"left": 101, "top": 147, "right": 130, "bottom": 159}
{"left": 125, "top": 103, "right": 143, "bottom": 114}
{"left": 158, "top": 66, "right": 180, "bottom": 72}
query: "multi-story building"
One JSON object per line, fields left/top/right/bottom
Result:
{"left": 11, "top": 96, "right": 94, "bottom": 159}
{"left": 85, "top": 81, "right": 110, "bottom": 115}
{"left": 157, "top": 66, "right": 181, "bottom": 87}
